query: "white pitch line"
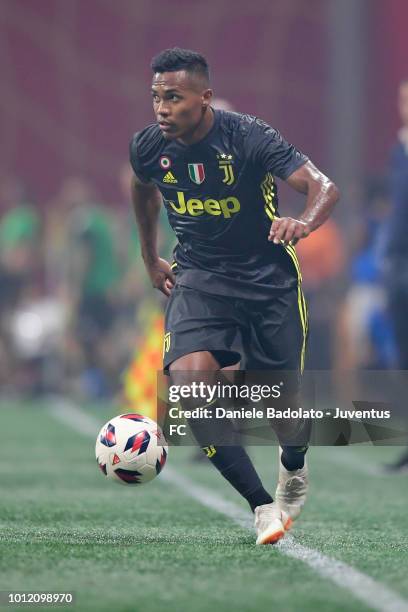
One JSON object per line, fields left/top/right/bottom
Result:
{"left": 49, "top": 397, "right": 408, "bottom": 612}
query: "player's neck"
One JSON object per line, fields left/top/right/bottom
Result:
{"left": 177, "top": 107, "right": 215, "bottom": 146}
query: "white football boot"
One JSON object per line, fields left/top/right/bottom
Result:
{"left": 254, "top": 501, "right": 292, "bottom": 545}
{"left": 275, "top": 447, "right": 309, "bottom": 521}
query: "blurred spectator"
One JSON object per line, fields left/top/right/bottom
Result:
{"left": 0, "top": 201, "right": 41, "bottom": 307}
{"left": 0, "top": 177, "right": 46, "bottom": 393}
{"left": 383, "top": 79, "right": 408, "bottom": 369}
{"left": 335, "top": 178, "right": 395, "bottom": 371}
{"left": 71, "top": 203, "right": 120, "bottom": 397}
{"left": 382, "top": 79, "right": 408, "bottom": 472}
{"left": 45, "top": 178, "right": 122, "bottom": 399}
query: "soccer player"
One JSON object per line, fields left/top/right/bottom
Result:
{"left": 129, "top": 48, "right": 340, "bottom": 544}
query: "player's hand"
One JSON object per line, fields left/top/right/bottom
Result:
{"left": 146, "top": 258, "right": 176, "bottom": 297}
{"left": 268, "top": 217, "right": 311, "bottom": 246}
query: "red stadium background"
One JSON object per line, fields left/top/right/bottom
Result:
{"left": 3, "top": 0, "right": 406, "bottom": 203}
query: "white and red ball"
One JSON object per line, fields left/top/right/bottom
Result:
{"left": 95, "top": 413, "right": 168, "bottom": 485}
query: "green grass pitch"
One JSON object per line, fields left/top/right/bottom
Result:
{"left": 1, "top": 400, "right": 407, "bottom": 611}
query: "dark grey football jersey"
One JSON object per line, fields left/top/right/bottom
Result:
{"left": 130, "top": 109, "right": 308, "bottom": 298}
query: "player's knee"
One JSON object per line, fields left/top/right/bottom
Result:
{"left": 168, "top": 351, "right": 222, "bottom": 396}
{"left": 169, "top": 350, "right": 220, "bottom": 372}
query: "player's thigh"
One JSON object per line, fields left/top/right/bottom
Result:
{"left": 244, "top": 287, "right": 309, "bottom": 442}
{"left": 164, "top": 285, "right": 243, "bottom": 372}
{"left": 243, "top": 285, "right": 307, "bottom": 374}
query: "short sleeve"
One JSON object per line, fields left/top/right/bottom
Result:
{"left": 250, "top": 118, "right": 308, "bottom": 180}
{"left": 129, "top": 133, "right": 152, "bottom": 183}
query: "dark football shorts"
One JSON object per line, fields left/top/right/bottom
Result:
{"left": 163, "top": 283, "right": 308, "bottom": 384}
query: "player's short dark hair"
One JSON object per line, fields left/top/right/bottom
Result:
{"left": 151, "top": 48, "right": 210, "bottom": 83}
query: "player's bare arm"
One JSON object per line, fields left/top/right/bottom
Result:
{"left": 268, "top": 160, "right": 340, "bottom": 246}
{"left": 131, "top": 173, "right": 175, "bottom": 296}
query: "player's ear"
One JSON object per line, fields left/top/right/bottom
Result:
{"left": 202, "top": 89, "right": 213, "bottom": 109}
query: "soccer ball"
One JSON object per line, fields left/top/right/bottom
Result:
{"left": 95, "top": 413, "right": 168, "bottom": 485}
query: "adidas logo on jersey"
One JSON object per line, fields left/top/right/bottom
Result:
{"left": 163, "top": 171, "right": 178, "bottom": 184}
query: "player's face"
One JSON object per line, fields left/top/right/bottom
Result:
{"left": 398, "top": 83, "right": 408, "bottom": 127}
{"left": 151, "top": 71, "right": 211, "bottom": 140}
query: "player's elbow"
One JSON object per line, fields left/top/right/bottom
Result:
{"left": 327, "top": 180, "right": 340, "bottom": 205}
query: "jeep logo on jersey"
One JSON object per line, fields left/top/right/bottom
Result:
{"left": 188, "top": 163, "right": 205, "bottom": 184}
{"left": 167, "top": 192, "right": 240, "bottom": 218}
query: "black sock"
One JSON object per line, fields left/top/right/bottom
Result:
{"left": 179, "top": 394, "right": 273, "bottom": 512}
{"left": 202, "top": 445, "right": 273, "bottom": 512}
{"left": 277, "top": 415, "right": 311, "bottom": 471}
{"left": 281, "top": 444, "right": 308, "bottom": 471}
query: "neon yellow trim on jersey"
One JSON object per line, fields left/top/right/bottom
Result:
{"left": 297, "top": 284, "right": 307, "bottom": 373}
{"left": 285, "top": 244, "right": 302, "bottom": 283}
{"left": 264, "top": 205, "right": 274, "bottom": 221}
{"left": 284, "top": 247, "right": 307, "bottom": 371}
{"left": 301, "top": 289, "right": 308, "bottom": 336}
{"left": 260, "top": 173, "right": 307, "bottom": 372}
{"left": 261, "top": 173, "right": 276, "bottom": 215}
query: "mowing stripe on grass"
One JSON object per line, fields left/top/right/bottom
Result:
{"left": 49, "top": 397, "right": 408, "bottom": 612}
{"left": 323, "top": 448, "right": 388, "bottom": 476}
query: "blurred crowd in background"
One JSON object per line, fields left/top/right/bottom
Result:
{"left": 0, "top": 165, "right": 173, "bottom": 401}
{"left": 0, "top": 152, "right": 402, "bottom": 401}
